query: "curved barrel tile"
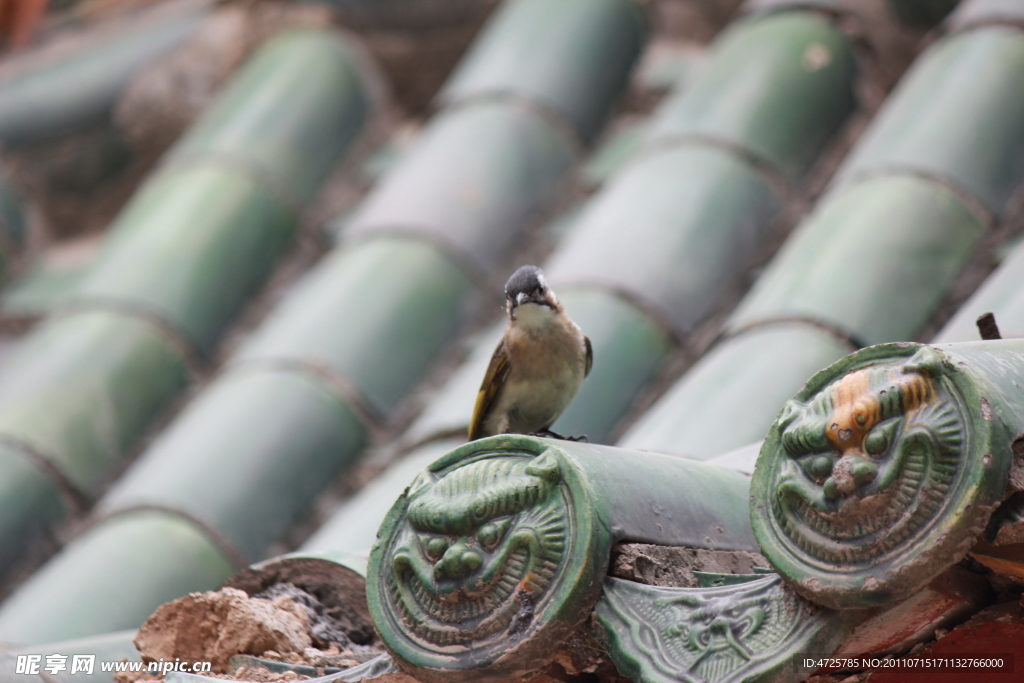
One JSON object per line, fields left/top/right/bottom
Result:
{"left": 0, "top": 511, "right": 235, "bottom": 645}
{"left": 546, "top": 146, "right": 782, "bottom": 340}
{"left": 368, "top": 435, "right": 756, "bottom": 682}
{"left": 0, "top": 0, "right": 645, "bottom": 644}
{"left": 438, "top": 0, "right": 646, "bottom": 142}
{"left": 645, "top": 10, "right": 857, "bottom": 180}
{"left": 343, "top": 103, "right": 576, "bottom": 278}
{"left": 0, "top": 28, "right": 374, "bottom": 596}
{"left": 726, "top": 175, "right": 984, "bottom": 346}
{"left": 233, "top": 237, "right": 474, "bottom": 417}
{"left": 626, "top": 16, "right": 1024, "bottom": 463}
{"left": 831, "top": 26, "right": 1024, "bottom": 216}
{"left": 0, "top": 8, "right": 204, "bottom": 148}
{"left": 96, "top": 368, "right": 368, "bottom": 563}
{"left": 751, "top": 341, "right": 1024, "bottom": 609}
{"left": 621, "top": 324, "right": 855, "bottom": 459}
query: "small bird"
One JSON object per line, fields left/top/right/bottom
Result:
{"left": 468, "top": 265, "right": 592, "bottom": 441}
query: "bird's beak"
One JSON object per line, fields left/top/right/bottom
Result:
{"left": 508, "top": 291, "right": 553, "bottom": 315}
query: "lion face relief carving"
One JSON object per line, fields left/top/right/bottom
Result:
{"left": 750, "top": 345, "right": 1000, "bottom": 609}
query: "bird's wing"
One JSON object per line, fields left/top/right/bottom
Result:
{"left": 468, "top": 338, "right": 512, "bottom": 441}
{"left": 584, "top": 335, "right": 593, "bottom": 377}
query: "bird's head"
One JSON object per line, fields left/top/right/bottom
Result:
{"left": 504, "top": 265, "right": 561, "bottom": 323}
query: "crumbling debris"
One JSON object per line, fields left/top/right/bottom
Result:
{"left": 119, "top": 586, "right": 312, "bottom": 682}
{"left": 610, "top": 543, "right": 769, "bottom": 588}
{"left": 538, "top": 624, "right": 632, "bottom": 683}
{"left": 117, "top": 567, "right": 388, "bottom": 683}
{"left": 223, "top": 556, "right": 377, "bottom": 651}
{"left": 253, "top": 582, "right": 375, "bottom": 654}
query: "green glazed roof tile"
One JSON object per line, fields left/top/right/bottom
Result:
{"left": 63, "top": 30, "right": 374, "bottom": 357}
{"left": 0, "top": 236, "right": 100, "bottom": 322}
{"left": 578, "top": 120, "right": 647, "bottom": 190}
{"left": 344, "top": 102, "right": 576, "bottom": 276}
{"left": 0, "top": 445, "right": 68, "bottom": 582}
{"left": 644, "top": 10, "right": 858, "bottom": 180}
{"left": 0, "top": 630, "right": 138, "bottom": 683}
{"left": 1, "top": 265, "right": 85, "bottom": 322}
{"left": 307, "top": 2, "right": 865, "bottom": 592}
{"left": 301, "top": 438, "right": 461, "bottom": 555}
{"left": 705, "top": 439, "right": 764, "bottom": 474}
{"left": 164, "top": 30, "right": 371, "bottom": 207}
{"left": 934, "top": 238, "right": 1024, "bottom": 342}
{"left": 948, "top": 0, "right": 1024, "bottom": 30}
{"left": 727, "top": 174, "right": 985, "bottom": 345}
{"left": 366, "top": 435, "right": 755, "bottom": 680}
{"left": 633, "top": 43, "right": 706, "bottom": 94}
{"left": 438, "top": 0, "right": 646, "bottom": 142}
{"left": 751, "top": 340, "right": 1024, "bottom": 608}
{"left": 540, "top": 203, "right": 585, "bottom": 247}
{"left": 234, "top": 237, "right": 473, "bottom": 417}
{"left": 549, "top": 287, "right": 674, "bottom": 443}
{"left": 0, "top": 0, "right": 646, "bottom": 638}
{"left": 741, "top": 0, "right": 844, "bottom": 17}
{"left": 546, "top": 145, "right": 782, "bottom": 338}
{"left": 98, "top": 369, "right": 368, "bottom": 562}
{"left": 0, "top": 310, "right": 190, "bottom": 496}
{"left": 354, "top": 129, "right": 416, "bottom": 188}
{"left": 402, "top": 324, "right": 504, "bottom": 444}
{"left": 623, "top": 5, "right": 1024, "bottom": 504}
{"left": 0, "top": 26, "right": 372, "bottom": 595}
{"left": 619, "top": 323, "right": 854, "bottom": 459}
{"left": 596, "top": 573, "right": 857, "bottom": 683}
{"left": 0, "top": 173, "right": 26, "bottom": 257}
{"left": 0, "top": 8, "right": 203, "bottom": 148}
{"left": 0, "top": 511, "right": 234, "bottom": 645}
{"left": 831, "top": 26, "right": 1024, "bottom": 216}
{"left": 67, "top": 165, "right": 294, "bottom": 357}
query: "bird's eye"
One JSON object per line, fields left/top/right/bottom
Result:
{"left": 421, "top": 535, "right": 450, "bottom": 562}
{"left": 476, "top": 518, "right": 511, "bottom": 552}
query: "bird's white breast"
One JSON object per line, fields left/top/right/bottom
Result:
{"left": 485, "top": 303, "right": 587, "bottom": 435}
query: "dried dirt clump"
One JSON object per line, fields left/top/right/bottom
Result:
{"left": 118, "top": 587, "right": 312, "bottom": 682}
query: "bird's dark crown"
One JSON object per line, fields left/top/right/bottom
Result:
{"left": 504, "top": 265, "right": 548, "bottom": 300}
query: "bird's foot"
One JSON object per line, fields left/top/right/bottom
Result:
{"left": 528, "top": 429, "right": 588, "bottom": 443}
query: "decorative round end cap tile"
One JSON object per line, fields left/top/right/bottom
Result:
{"left": 367, "top": 435, "right": 606, "bottom": 682}
{"left": 751, "top": 344, "right": 1006, "bottom": 610}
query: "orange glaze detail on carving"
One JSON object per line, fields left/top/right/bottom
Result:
{"left": 825, "top": 367, "right": 936, "bottom": 454}
{"left": 519, "top": 571, "right": 540, "bottom": 594}
{"left": 825, "top": 370, "right": 879, "bottom": 452}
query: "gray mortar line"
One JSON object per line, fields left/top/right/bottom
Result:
{"left": 723, "top": 316, "right": 865, "bottom": 351}
{"left": 50, "top": 299, "right": 209, "bottom": 379}
{"left": 838, "top": 166, "right": 999, "bottom": 229}
{"left": 223, "top": 359, "right": 387, "bottom": 434}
